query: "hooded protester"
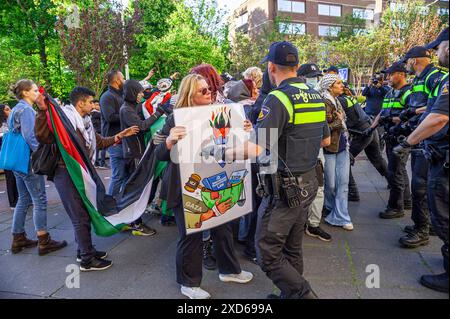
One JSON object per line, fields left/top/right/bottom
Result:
{"left": 226, "top": 79, "right": 258, "bottom": 104}
{"left": 119, "top": 79, "right": 170, "bottom": 237}
{"left": 120, "top": 79, "right": 169, "bottom": 166}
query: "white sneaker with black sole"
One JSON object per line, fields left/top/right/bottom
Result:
{"left": 180, "top": 286, "right": 211, "bottom": 299}
{"left": 219, "top": 270, "right": 253, "bottom": 284}
{"left": 80, "top": 257, "right": 113, "bottom": 272}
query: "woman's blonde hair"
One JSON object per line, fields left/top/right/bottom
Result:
{"left": 242, "top": 67, "right": 263, "bottom": 89}
{"left": 174, "top": 74, "right": 206, "bottom": 109}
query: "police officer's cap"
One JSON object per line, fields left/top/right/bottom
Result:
{"left": 425, "top": 27, "right": 449, "bottom": 50}
{"left": 382, "top": 61, "right": 407, "bottom": 74}
{"left": 297, "top": 63, "right": 323, "bottom": 78}
{"left": 261, "top": 41, "right": 299, "bottom": 66}
{"left": 325, "top": 66, "right": 339, "bottom": 74}
{"left": 399, "top": 46, "right": 431, "bottom": 63}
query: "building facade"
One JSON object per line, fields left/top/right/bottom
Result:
{"left": 229, "top": 0, "right": 449, "bottom": 41}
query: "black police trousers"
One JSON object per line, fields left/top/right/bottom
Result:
{"left": 427, "top": 160, "right": 449, "bottom": 273}
{"left": 410, "top": 150, "right": 430, "bottom": 230}
{"left": 349, "top": 129, "right": 388, "bottom": 193}
{"left": 386, "top": 142, "right": 411, "bottom": 211}
{"left": 255, "top": 176, "right": 318, "bottom": 298}
{"left": 173, "top": 204, "right": 241, "bottom": 287}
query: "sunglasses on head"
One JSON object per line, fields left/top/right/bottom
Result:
{"left": 199, "top": 87, "right": 211, "bottom": 95}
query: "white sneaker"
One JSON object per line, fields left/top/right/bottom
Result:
{"left": 219, "top": 270, "right": 253, "bottom": 284}
{"left": 180, "top": 286, "right": 211, "bottom": 299}
{"left": 343, "top": 223, "right": 354, "bottom": 231}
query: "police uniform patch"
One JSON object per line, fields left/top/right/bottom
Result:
{"left": 442, "top": 83, "right": 449, "bottom": 95}
{"left": 257, "top": 106, "right": 270, "bottom": 122}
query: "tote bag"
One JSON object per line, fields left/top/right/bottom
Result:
{"left": 0, "top": 109, "right": 31, "bottom": 174}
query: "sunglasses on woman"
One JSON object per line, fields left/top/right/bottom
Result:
{"left": 198, "top": 87, "right": 211, "bottom": 95}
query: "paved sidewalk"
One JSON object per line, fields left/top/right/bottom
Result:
{"left": 0, "top": 157, "right": 447, "bottom": 299}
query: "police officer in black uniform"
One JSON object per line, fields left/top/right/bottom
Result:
{"left": 256, "top": 42, "right": 331, "bottom": 299}
{"left": 370, "top": 62, "right": 412, "bottom": 219}
{"left": 394, "top": 28, "right": 449, "bottom": 293}
{"left": 338, "top": 91, "right": 388, "bottom": 202}
{"left": 223, "top": 42, "right": 331, "bottom": 298}
{"left": 397, "top": 46, "right": 446, "bottom": 248}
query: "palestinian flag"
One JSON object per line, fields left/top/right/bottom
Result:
{"left": 44, "top": 92, "right": 164, "bottom": 237}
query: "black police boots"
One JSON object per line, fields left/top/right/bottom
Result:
{"left": 420, "top": 273, "right": 449, "bottom": 293}
{"left": 379, "top": 208, "right": 405, "bottom": 219}
{"left": 399, "top": 228, "right": 429, "bottom": 248}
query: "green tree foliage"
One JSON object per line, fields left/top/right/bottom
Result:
{"left": 57, "top": 0, "right": 142, "bottom": 97}
{"left": 140, "top": 1, "right": 225, "bottom": 82}
{"left": 129, "top": 0, "right": 176, "bottom": 80}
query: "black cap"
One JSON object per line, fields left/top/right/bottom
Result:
{"left": 383, "top": 61, "right": 407, "bottom": 74}
{"left": 426, "top": 27, "right": 449, "bottom": 50}
{"left": 261, "top": 41, "right": 299, "bottom": 66}
{"left": 297, "top": 63, "right": 322, "bottom": 78}
{"left": 325, "top": 66, "right": 339, "bottom": 73}
{"left": 400, "top": 46, "right": 431, "bottom": 63}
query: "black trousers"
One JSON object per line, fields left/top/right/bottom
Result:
{"left": 386, "top": 142, "right": 411, "bottom": 210}
{"left": 173, "top": 204, "right": 241, "bottom": 287}
{"left": 410, "top": 150, "right": 430, "bottom": 229}
{"left": 349, "top": 129, "right": 388, "bottom": 193}
{"left": 53, "top": 166, "right": 96, "bottom": 262}
{"left": 427, "top": 160, "right": 449, "bottom": 273}
{"left": 255, "top": 177, "right": 318, "bottom": 298}
{"left": 5, "top": 170, "right": 18, "bottom": 207}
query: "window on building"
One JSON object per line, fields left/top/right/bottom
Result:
{"left": 318, "top": 4, "right": 341, "bottom": 17}
{"left": 353, "top": 28, "right": 369, "bottom": 35}
{"left": 278, "top": 0, "right": 305, "bottom": 14}
{"left": 279, "top": 22, "right": 306, "bottom": 35}
{"left": 353, "top": 8, "right": 374, "bottom": 20}
{"left": 236, "top": 12, "right": 248, "bottom": 28}
{"left": 439, "top": 7, "right": 449, "bottom": 15}
{"left": 318, "top": 25, "right": 341, "bottom": 37}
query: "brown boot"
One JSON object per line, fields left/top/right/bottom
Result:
{"left": 11, "top": 232, "right": 38, "bottom": 254}
{"left": 37, "top": 233, "right": 67, "bottom": 256}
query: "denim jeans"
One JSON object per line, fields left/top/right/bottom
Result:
{"left": 324, "top": 149, "right": 351, "bottom": 226}
{"left": 12, "top": 171, "right": 47, "bottom": 234}
{"left": 108, "top": 144, "right": 127, "bottom": 197}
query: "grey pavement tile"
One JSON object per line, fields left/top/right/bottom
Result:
{"left": 418, "top": 251, "right": 447, "bottom": 275}
{"left": 52, "top": 261, "right": 153, "bottom": 299}
{"left": 358, "top": 286, "right": 448, "bottom": 299}
{"left": 0, "top": 253, "right": 75, "bottom": 297}
{"left": 308, "top": 280, "right": 360, "bottom": 299}
{"left": 0, "top": 291, "right": 48, "bottom": 299}
{"left": 349, "top": 248, "right": 436, "bottom": 291}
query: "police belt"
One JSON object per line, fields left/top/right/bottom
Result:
{"left": 262, "top": 166, "right": 317, "bottom": 195}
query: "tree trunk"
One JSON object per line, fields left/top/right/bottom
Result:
{"left": 37, "top": 35, "right": 51, "bottom": 90}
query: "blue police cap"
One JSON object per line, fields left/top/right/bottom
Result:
{"left": 426, "top": 27, "right": 449, "bottom": 50}
{"left": 400, "top": 46, "right": 431, "bottom": 63}
{"left": 382, "top": 61, "right": 407, "bottom": 74}
{"left": 261, "top": 41, "right": 299, "bottom": 66}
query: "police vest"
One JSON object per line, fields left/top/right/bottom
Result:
{"left": 340, "top": 96, "right": 370, "bottom": 130}
{"left": 268, "top": 82, "right": 326, "bottom": 174}
{"left": 381, "top": 86, "right": 412, "bottom": 115}
{"left": 424, "top": 73, "right": 449, "bottom": 150}
{"left": 409, "top": 67, "right": 446, "bottom": 108}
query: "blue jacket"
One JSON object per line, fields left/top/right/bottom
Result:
{"left": 362, "top": 85, "right": 390, "bottom": 116}
{"left": 9, "top": 99, "right": 39, "bottom": 152}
